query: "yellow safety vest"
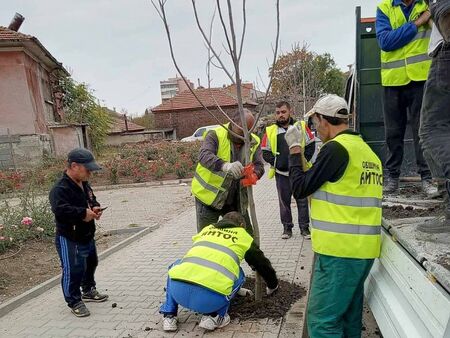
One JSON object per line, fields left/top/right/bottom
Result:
{"left": 266, "top": 120, "right": 311, "bottom": 179}
{"left": 310, "top": 133, "right": 383, "bottom": 259}
{"left": 191, "top": 123, "right": 260, "bottom": 209}
{"left": 378, "top": 0, "right": 431, "bottom": 86}
{"left": 168, "top": 225, "right": 254, "bottom": 295}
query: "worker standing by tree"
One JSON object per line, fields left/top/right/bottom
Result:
{"left": 262, "top": 101, "right": 315, "bottom": 239}
{"left": 376, "top": 0, "right": 438, "bottom": 197}
{"left": 286, "top": 95, "right": 382, "bottom": 337}
{"left": 191, "top": 110, "right": 264, "bottom": 234}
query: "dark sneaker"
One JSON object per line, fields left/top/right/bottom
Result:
{"left": 71, "top": 301, "right": 90, "bottom": 317}
{"left": 281, "top": 228, "right": 292, "bottom": 239}
{"left": 300, "top": 228, "right": 311, "bottom": 239}
{"left": 82, "top": 288, "right": 109, "bottom": 302}
{"left": 383, "top": 178, "right": 399, "bottom": 194}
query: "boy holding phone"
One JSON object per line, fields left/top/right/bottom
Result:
{"left": 49, "top": 148, "right": 109, "bottom": 317}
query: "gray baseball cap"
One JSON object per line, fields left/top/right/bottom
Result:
{"left": 67, "top": 148, "right": 102, "bottom": 171}
{"left": 305, "top": 94, "right": 349, "bottom": 120}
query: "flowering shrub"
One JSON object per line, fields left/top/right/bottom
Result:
{"left": 101, "top": 141, "right": 200, "bottom": 183}
{"left": 0, "top": 171, "right": 24, "bottom": 194}
{"left": 0, "top": 186, "right": 54, "bottom": 253}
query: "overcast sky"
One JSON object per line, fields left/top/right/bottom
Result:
{"left": 1, "top": 1, "right": 379, "bottom": 116}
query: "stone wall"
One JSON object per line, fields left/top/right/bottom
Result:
{"left": 0, "top": 133, "right": 52, "bottom": 169}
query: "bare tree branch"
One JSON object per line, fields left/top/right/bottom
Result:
{"left": 256, "top": 67, "right": 268, "bottom": 92}
{"left": 238, "top": 0, "right": 247, "bottom": 62}
{"left": 151, "top": 0, "right": 237, "bottom": 134}
{"left": 204, "top": 6, "right": 241, "bottom": 130}
{"left": 216, "top": 0, "right": 234, "bottom": 58}
{"left": 250, "top": 0, "right": 280, "bottom": 134}
{"left": 191, "top": 0, "right": 235, "bottom": 84}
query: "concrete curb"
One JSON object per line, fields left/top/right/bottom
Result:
{"left": 93, "top": 178, "right": 192, "bottom": 192}
{"left": 0, "top": 225, "right": 159, "bottom": 318}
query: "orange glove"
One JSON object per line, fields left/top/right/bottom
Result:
{"left": 241, "top": 163, "right": 258, "bottom": 187}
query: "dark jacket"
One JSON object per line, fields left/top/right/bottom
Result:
{"left": 49, "top": 172, "right": 100, "bottom": 243}
{"left": 199, "top": 129, "right": 265, "bottom": 211}
{"left": 215, "top": 218, "right": 278, "bottom": 289}
{"left": 262, "top": 118, "right": 315, "bottom": 172}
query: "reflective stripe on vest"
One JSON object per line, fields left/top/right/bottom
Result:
{"left": 192, "top": 241, "right": 240, "bottom": 266}
{"left": 191, "top": 124, "right": 260, "bottom": 208}
{"left": 312, "top": 190, "right": 382, "bottom": 208}
{"left": 265, "top": 125, "right": 279, "bottom": 179}
{"left": 311, "top": 220, "right": 381, "bottom": 235}
{"left": 168, "top": 225, "right": 254, "bottom": 295}
{"left": 180, "top": 256, "right": 237, "bottom": 281}
{"left": 378, "top": 0, "right": 431, "bottom": 86}
{"left": 310, "top": 133, "right": 383, "bottom": 259}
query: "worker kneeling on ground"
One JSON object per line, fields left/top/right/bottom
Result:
{"left": 159, "top": 211, "right": 278, "bottom": 332}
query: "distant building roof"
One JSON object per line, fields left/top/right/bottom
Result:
{"left": 109, "top": 117, "right": 145, "bottom": 134}
{"left": 152, "top": 87, "right": 257, "bottom": 113}
{"left": 0, "top": 26, "right": 68, "bottom": 75}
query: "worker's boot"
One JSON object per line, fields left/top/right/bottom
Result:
{"left": 418, "top": 181, "right": 450, "bottom": 233}
{"left": 383, "top": 177, "right": 399, "bottom": 195}
{"left": 421, "top": 179, "right": 440, "bottom": 199}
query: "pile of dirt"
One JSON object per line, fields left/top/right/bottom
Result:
{"left": 436, "top": 255, "right": 450, "bottom": 272}
{"left": 229, "top": 277, "right": 306, "bottom": 320}
{"left": 382, "top": 204, "right": 443, "bottom": 219}
{"left": 398, "top": 184, "right": 424, "bottom": 198}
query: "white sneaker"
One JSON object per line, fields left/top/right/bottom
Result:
{"left": 199, "top": 314, "right": 231, "bottom": 330}
{"left": 237, "top": 287, "right": 253, "bottom": 297}
{"left": 162, "top": 316, "right": 178, "bottom": 331}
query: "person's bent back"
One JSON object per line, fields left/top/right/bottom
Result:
{"left": 159, "top": 211, "right": 278, "bottom": 332}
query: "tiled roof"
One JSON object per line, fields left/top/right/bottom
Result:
{"left": 0, "top": 26, "right": 32, "bottom": 41}
{"left": 152, "top": 87, "right": 257, "bottom": 113}
{"left": 109, "top": 117, "right": 145, "bottom": 134}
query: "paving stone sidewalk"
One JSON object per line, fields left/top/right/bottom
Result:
{"left": 0, "top": 176, "right": 313, "bottom": 338}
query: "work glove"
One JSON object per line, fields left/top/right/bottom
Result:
{"left": 237, "top": 287, "right": 254, "bottom": 297}
{"left": 284, "top": 125, "right": 304, "bottom": 149}
{"left": 266, "top": 285, "right": 279, "bottom": 296}
{"left": 222, "top": 161, "right": 244, "bottom": 179}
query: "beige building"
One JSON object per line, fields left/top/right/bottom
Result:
{"left": 160, "top": 76, "right": 194, "bottom": 102}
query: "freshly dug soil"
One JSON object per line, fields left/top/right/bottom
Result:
{"left": 382, "top": 204, "right": 443, "bottom": 219}
{"left": 0, "top": 232, "right": 130, "bottom": 303}
{"left": 436, "top": 255, "right": 450, "bottom": 271}
{"left": 229, "top": 277, "right": 306, "bottom": 320}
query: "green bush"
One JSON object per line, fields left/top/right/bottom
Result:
{"left": 0, "top": 186, "right": 54, "bottom": 253}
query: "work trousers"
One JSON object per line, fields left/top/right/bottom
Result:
{"left": 195, "top": 198, "right": 252, "bottom": 235}
{"left": 420, "top": 42, "right": 450, "bottom": 196}
{"left": 55, "top": 235, "right": 98, "bottom": 307}
{"left": 307, "top": 253, "right": 374, "bottom": 338}
{"left": 275, "top": 173, "right": 309, "bottom": 231}
{"left": 160, "top": 260, "right": 245, "bottom": 317}
{"left": 382, "top": 81, "right": 431, "bottom": 180}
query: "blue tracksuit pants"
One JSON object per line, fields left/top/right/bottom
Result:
{"left": 160, "top": 260, "right": 245, "bottom": 317}
{"left": 55, "top": 235, "right": 98, "bottom": 307}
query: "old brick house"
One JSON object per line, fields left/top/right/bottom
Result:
{"left": 151, "top": 87, "right": 257, "bottom": 139}
{"left": 0, "top": 25, "right": 88, "bottom": 168}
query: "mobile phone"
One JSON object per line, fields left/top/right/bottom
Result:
{"left": 98, "top": 206, "right": 108, "bottom": 211}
